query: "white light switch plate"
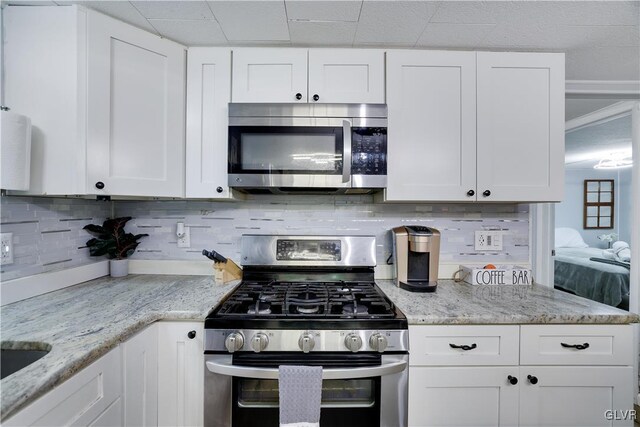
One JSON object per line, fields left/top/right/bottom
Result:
{"left": 1, "top": 233, "right": 14, "bottom": 265}
{"left": 475, "top": 230, "right": 503, "bottom": 251}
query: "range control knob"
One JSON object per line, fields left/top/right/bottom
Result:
{"left": 344, "top": 333, "right": 363, "bottom": 352}
{"left": 298, "top": 332, "right": 315, "bottom": 353}
{"left": 251, "top": 333, "right": 269, "bottom": 353}
{"left": 224, "top": 332, "right": 244, "bottom": 353}
{"left": 369, "top": 333, "right": 388, "bottom": 353}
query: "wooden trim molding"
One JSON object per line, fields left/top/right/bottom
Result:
{"left": 566, "top": 80, "right": 640, "bottom": 98}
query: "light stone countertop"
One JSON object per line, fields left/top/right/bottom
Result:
{"left": 376, "top": 279, "right": 639, "bottom": 325}
{"left": 0, "top": 274, "right": 239, "bottom": 421}
{"left": 1, "top": 275, "right": 637, "bottom": 421}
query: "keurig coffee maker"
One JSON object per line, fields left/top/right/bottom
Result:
{"left": 392, "top": 226, "right": 441, "bottom": 292}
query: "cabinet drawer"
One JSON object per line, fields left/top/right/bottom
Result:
{"left": 409, "top": 325, "right": 519, "bottom": 366}
{"left": 520, "top": 325, "right": 633, "bottom": 366}
{"left": 4, "top": 347, "right": 122, "bottom": 426}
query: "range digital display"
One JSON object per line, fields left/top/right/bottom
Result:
{"left": 276, "top": 240, "right": 342, "bottom": 261}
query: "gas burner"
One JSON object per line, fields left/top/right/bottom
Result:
{"left": 342, "top": 303, "right": 369, "bottom": 315}
{"left": 296, "top": 305, "right": 320, "bottom": 314}
{"left": 247, "top": 301, "right": 271, "bottom": 315}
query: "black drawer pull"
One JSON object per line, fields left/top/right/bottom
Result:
{"left": 507, "top": 375, "right": 518, "bottom": 385}
{"left": 561, "top": 342, "right": 589, "bottom": 350}
{"left": 527, "top": 375, "right": 538, "bottom": 385}
{"left": 449, "top": 343, "right": 477, "bottom": 351}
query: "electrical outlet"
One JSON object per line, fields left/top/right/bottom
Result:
{"left": 1, "top": 233, "right": 14, "bottom": 265}
{"left": 177, "top": 227, "right": 190, "bottom": 248}
{"left": 475, "top": 230, "right": 503, "bottom": 251}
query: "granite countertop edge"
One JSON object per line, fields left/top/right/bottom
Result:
{"left": 1, "top": 275, "right": 637, "bottom": 420}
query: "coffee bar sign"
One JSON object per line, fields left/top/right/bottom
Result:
{"left": 460, "top": 265, "right": 532, "bottom": 285}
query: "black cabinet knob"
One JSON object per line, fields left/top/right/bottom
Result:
{"left": 313, "top": 94, "right": 319, "bottom": 101}
{"left": 95, "top": 181, "right": 105, "bottom": 190}
{"left": 295, "top": 93, "right": 302, "bottom": 100}
{"left": 216, "top": 186, "right": 223, "bottom": 194}
{"left": 483, "top": 190, "right": 491, "bottom": 197}
{"left": 508, "top": 375, "right": 518, "bottom": 385}
{"left": 527, "top": 375, "right": 538, "bottom": 385}
{"left": 467, "top": 189, "right": 475, "bottom": 197}
{"left": 187, "top": 330, "right": 196, "bottom": 339}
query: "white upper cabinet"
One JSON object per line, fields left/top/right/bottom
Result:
{"left": 3, "top": 5, "right": 186, "bottom": 198}
{"left": 476, "top": 52, "right": 565, "bottom": 202}
{"left": 308, "top": 49, "right": 385, "bottom": 104}
{"left": 385, "top": 51, "right": 477, "bottom": 202}
{"left": 232, "top": 48, "right": 308, "bottom": 103}
{"left": 231, "top": 48, "right": 385, "bottom": 104}
{"left": 186, "top": 48, "right": 232, "bottom": 199}
{"left": 87, "top": 11, "right": 186, "bottom": 198}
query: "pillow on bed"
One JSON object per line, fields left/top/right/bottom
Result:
{"left": 555, "top": 228, "right": 589, "bottom": 248}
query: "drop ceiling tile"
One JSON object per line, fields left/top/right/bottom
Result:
{"left": 550, "top": 1, "right": 640, "bottom": 26}
{"left": 429, "top": 1, "right": 498, "bottom": 24}
{"left": 567, "top": 25, "right": 640, "bottom": 48}
{"left": 75, "top": 1, "right": 158, "bottom": 33}
{"left": 416, "top": 23, "right": 495, "bottom": 48}
{"left": 566, "top": 46, "right": 640, "bottom": 80}
{"left": 132, "top": 1, "right": 214, "bottom": 20}
{"left": 149, "top": 19, "right": 227, "bottom": 45}
{"left": 479, "top": 21, "right": 563, "bottom": 49}
{"left": 285, "top": 0, "right": 362, "bottom": 22}
{"left": 8, "top": 1, "right": 56, "bottom": 5}
{"left": 289, "top": 20, "right": 356, "bottom": 45}
{"left": 207, "top": 1, "right": 289, "bottom": 41}
{"left": 354, "top": 1, "right": 439, "bottom": 44}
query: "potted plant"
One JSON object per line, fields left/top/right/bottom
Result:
{"left": 83, "top": 217, "right": 148, "bottom": 277}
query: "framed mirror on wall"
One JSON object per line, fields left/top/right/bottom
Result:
{"left": 583, "top": 179, "right": 615, "bottom": 229}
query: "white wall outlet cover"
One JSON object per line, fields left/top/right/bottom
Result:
{"left": 475, "top": 230, "right": 503, "bottom": 251}
{"left": 1, "top": 233, "right": 14, "bottom": 265}
{"left": 177, "top": 227, "right": 190, "bottom": 248}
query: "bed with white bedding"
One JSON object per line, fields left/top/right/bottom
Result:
{"left": 553, "top": 229, "right": 630, "bottom": 308}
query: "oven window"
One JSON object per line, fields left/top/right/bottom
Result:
{"left": 237, "top": 378, "right": 376, "bottom": 408}
{"left": 229, "top": 126, "right": 344, "bottom": 174}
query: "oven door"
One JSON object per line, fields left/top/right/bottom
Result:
{"left": 228, "top": 120, "right": 353, "bottom": 189}
{"left": 204, "top": 353, "right": 408, "bottom": 427}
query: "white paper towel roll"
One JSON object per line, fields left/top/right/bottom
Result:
{"left": 0, "top": 110, "right": 32, "bottom": 191}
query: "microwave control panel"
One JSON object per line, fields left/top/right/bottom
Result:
{"left": 351, "top": 128, "right": 387, "bottom": 175}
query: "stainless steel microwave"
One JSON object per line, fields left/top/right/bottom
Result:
{"left": 228, "top": 103, "right": 387, "bottom": 193}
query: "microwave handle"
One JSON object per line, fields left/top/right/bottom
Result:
{"left": 342, "top": 120, "right": 352, "bottom": 184}
{"left": 206, "top": 358, "right": 406, "bottom": 380}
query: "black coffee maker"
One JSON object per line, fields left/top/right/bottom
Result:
{"left": 391, "top": 226, "right": 441, "bottom": 292}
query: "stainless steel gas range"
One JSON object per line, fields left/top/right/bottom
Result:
{"left": 204, "top": 235, "right": 408, "bottom": 427}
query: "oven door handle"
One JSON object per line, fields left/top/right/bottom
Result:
{"left": 206, "top": 358, "right": 407, "bottom": 380}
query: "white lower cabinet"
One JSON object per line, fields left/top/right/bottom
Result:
{"left": 408, "top": 324, "right": 635, "bottom": 427}
{"left": 409, "top": 366, "right": 519, "bottom": 427}
{"left": 519, "top": 366, "right": 633, "bottom": 427}
{"left": 122, "top": 324, "right": 159, "bottom": 426}
{"left": 157, "top": 321, "right": 205, "bottom": 427}
{"left": 3, "top": 347, "right": 123, "bottom": 426}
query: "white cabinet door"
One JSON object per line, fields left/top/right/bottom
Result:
{"left": 308, "top": 49, "right": 385, "bottom": 104}
{"left": 408, "top": 366, "right": 519, "bottom": 427}
{"left": 232, "top": 48, "right": 308, "bottom": 103}
{"left": 87, "top": 10, "right": 186, "bottom": 197}
{"left": 476, "top": 52, "right": 564, "bottom": 202}
{"left": 519, "top": 366, "right": 633, "bottom": 427}
{"left": 3, "top": 5, "right": 87, "bottom": 196}
{"left": 3, "top": 347, "right": 122, "bottom": 427}
{"left": 122, "top": 324, "right": 158, "bottom": 427}
{"left": 186, "top": 48, "right": 232, "bottom": 198}
{"left": 157, "top": 322, "right": 204, "bottom": 427}
{"left": 385, "top": 51, "right": 477, "bottom": 201}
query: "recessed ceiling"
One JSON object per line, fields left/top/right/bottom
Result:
{"left": 6, "top": 0, "right": 639, "bottom": 80}
{"left": 565, "top": 115, "right": 632, "bottom": 169}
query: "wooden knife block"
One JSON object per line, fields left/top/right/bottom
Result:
{"left": 213, "top": 259, "right": 242, "bottom": 284}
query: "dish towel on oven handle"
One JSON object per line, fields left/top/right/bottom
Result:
{"left": 278, "top": 365, "right": 322, "bottom": 427}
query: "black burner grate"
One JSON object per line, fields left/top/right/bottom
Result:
{"left": 215, "top": 281, "right": 396, "bottom": 319}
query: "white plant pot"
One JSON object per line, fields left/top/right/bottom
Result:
{"left": 110, "top": 259, "right": 129, "bottom": 278}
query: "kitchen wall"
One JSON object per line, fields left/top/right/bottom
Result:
{"left": 117, "top": 195, "right": 530, "bottom": 268}
{"left": 555, "top": 168, "right": 632, "bottom": 247}
{"left": 0, "top": 196, "right": 112, "bottom": 281}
